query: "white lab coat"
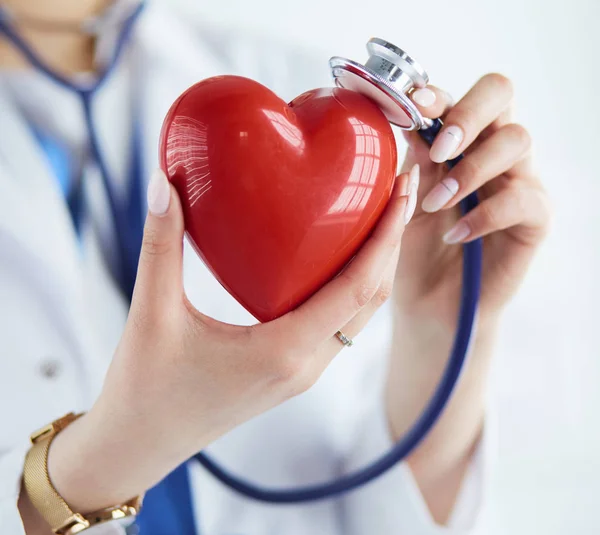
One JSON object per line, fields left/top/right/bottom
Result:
{"left": 0, "top": 3, "right": 489, "bottom": 534}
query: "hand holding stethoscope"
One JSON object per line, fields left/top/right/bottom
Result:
{"left": 386, "top": 75, "right": 551, "bottom": 498}
{"left": 397, "top": 76, "right": 550, "bottom": 317}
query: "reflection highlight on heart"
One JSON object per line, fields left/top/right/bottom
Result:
{"left": 262, "top": 109, "right": 305, "bottom": 150}
{"left": 163, "top": 115, "right": 212, "bottom": 207}
{"left": 325, "top": 117, "right": 381, "bottom": 218}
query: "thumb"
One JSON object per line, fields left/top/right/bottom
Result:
{"left": 132, "top": 168, "right": 185, "bottom": 309}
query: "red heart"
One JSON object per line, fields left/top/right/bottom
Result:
{"left": 159, "top": 76, "right": 397, "bottom": 322}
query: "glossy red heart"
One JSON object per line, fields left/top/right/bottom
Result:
{"left": 159, "top": 76, "right": 397, "bottom": 322}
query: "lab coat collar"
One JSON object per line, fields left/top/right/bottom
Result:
{"left": 0, "top": 2, "right": 224, "bottom": 331}
{"left": 0, "top": 82, "right": 83, "bottom": 298}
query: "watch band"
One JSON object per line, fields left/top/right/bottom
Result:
{"left": 23, "top": 412, "right": 142, "bottom": 535}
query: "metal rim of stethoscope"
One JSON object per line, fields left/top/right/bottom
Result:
{"left": 0, "top": 4, "right": 483, "bottom": 503}
{"left": 330, "top": 37, "right": 432, "bottom": 131}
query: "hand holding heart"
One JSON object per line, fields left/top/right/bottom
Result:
{"left": 47, "top": 165, "right": 415, "bottom": 514}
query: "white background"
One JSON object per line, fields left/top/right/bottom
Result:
{"left": 165, "top": 0, "right": 599, "bottom": 532}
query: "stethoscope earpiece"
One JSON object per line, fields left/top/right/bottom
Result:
{"left": 330, "top": 38, "right": 432, "bottom": 130}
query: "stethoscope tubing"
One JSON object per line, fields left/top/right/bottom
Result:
{"left": 0, "top": 3, "right": 482, "bottom": 504}
{"left": 0, "top": 2, "right": 145, "bottom": 298}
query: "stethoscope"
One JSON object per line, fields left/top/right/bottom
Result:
{"left": 0, "top": 1, "right": 482, "bottom": 505}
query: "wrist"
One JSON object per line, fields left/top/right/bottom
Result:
{"left": 394, "top": 300, "right": 501, "bottom": 347}
{"left": 387, "top": 302, "right": 499, "bottom": 444}
{"left": 46, "top": 405, "right": 176, "bottom": 514}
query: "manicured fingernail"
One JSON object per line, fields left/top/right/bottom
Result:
{"left": 147, "top": 169, "right": 171, "bottom": 216}
{"left": 412, "top": 88, "right": 436, "bottom": 107}
{"left": 443, "top": 220, "right": 471, "bottom": 244}
{"left": 405, "top": 164, "right": 420, "bottom": 224}
{"left": 430, "top": 125, "right": 463, "bottom": 163}
{"left": 421, "top": 178, "right": 459, "bottom": 213}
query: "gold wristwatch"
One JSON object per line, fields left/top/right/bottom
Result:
{"left": 23, "top": 412, "right": 143, "bottom": 534}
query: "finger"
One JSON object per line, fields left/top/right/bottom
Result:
{"left": 410, "top": 85, "right": 453, "bottom": 119}
{"left": 131, "top": 169, "right": 185, "bottom": 311}
{"left": 322, "top": 242, "right": 401, "bottom": 356}
{"left": 505, "top": 151, "right": 534, "bottom": 179}
{"left": 402, "top": 96, "right": 513, "bottom": 161}
{"left": 429, "top": 73, "right": 514, "bottom": 163}
{"left": 480, "top": 103, "right": 535, "bottom": 180}
{"left": 402, "top": 86, "right": 453, "bottom": 157}
{"left": 481, "top": 100, "right": 514, "bottom": 140}
{"left": 441, "top": 184, "right": 551, "bottom": 245}
{"left": 421, "top": 123, "right": 532, "bottom": 213}
{"left": 272, "top": 172, "right": 411, "bottom": 348}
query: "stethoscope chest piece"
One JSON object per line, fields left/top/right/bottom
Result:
{"left": 330, "top": 37, "right": 431, "bottom": 130}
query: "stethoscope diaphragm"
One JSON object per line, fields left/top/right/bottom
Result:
{"left": 330, "top": 38, "right": 432, "bottom": 130}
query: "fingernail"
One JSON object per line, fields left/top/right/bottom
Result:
{"left": 405, "top": 164, "right": 420, "bottom": 224}
{"left": 421, "top": 178, "right": 459, "bottom": 213}
{"left": 412, "top": 88, "right": 436, "bottom": 107}
{"left": 443, "top": 220, "right": 471, "bottom": 244}
{"left": 147, "top": 169, "right": 171, "bottom": 216}
{"left": 430, "top": 125, "right": 463, "bottom": 163}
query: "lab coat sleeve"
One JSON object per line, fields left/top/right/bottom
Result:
{"left": 0, "top": 441, "right": 30, "bottom": 534}
{"left": 0, "top": 231, "right": 125, "bottom": 534}
{"left": 340, "top": 394, "right": 494, "bottom": 534}
{"left": 0, "top": 442, "right": 130, "bottom": 535}
{"left": 0, "top": 413, "right": 131, "bottom": 535}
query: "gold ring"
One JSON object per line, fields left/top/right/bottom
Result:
{"left": 335, "top": 330, "right": 354, "bottom": 347}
